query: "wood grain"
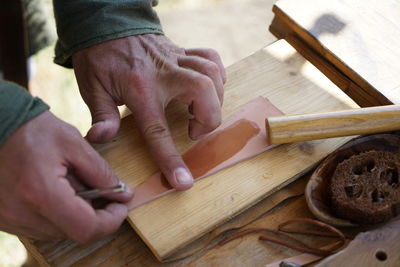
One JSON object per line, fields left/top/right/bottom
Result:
{"left": 273, "top": 0, "right": 400, "bottom": 105}
{"left": 127, "top": 97, "right": 283, "bottom": 209}
{"left": 94, "top": 39, "right": 358, "bottom": 260}
{"left": 20, "top": 176, "right": 311, "bottom": 266}
{"left": 267, "top": 105, "right": 400, "bottom": 144}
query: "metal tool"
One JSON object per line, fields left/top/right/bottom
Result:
{"left": 76, "top": 181, "right": 127, "bottom": 200}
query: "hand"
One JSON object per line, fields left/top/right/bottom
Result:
{"left": 0, "top": 111, "right": 133, "bottom": 242}
{"left": 72, "top": 34, "right": 226, "bottom": 190}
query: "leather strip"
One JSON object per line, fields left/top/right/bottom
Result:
{"left": 127, "top": 97, "right": 284, "bottom": 209}
{"left": 219, "top": 218, "right": 347, "bottom": 257}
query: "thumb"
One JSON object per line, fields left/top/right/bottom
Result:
{"left": 85, "top": 90, "right": 120, "bottom": 143}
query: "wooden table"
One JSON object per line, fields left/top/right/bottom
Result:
{"left": 22, "top": 0, "right": 400, "bottom": 265}
{"left": 269, "top": 1, "right": 400, "bottom": 266}
{"left": 22, "top": 38, "right": 359, "bottom": 266}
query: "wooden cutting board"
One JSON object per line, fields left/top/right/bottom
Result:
{"left": 95, "top": 39, "right": 358, "bottom": 260}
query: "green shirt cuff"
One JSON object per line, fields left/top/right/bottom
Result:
{"left": 0, "top": 81, "right": 49, "bottom": 147}
{"left": 53, "top": 0, "right": 163, "bottom": 68}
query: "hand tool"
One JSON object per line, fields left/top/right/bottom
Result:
{"left": 76, "top": 181, "right": 127, "bottom": 200}
{"left": 266, "top": 105, "right": 400, "bottom": 144}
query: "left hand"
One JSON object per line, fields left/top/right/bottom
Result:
{"left": 0, "top": 111, "right": 133, "bottom": 243}
{"left": 72, "top": 34, "right": 226, "bottom": 190}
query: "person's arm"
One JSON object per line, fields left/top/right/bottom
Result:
{"left": 53, "top": 0, "right": 227, "bottom": 190}
{"left": 0, "top": 81, "right": 133, "bottom": 242}
{"left": 53, "top": 0, "right": 163, "bottom": 67}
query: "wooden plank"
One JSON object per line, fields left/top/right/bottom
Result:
{"left": 318, "top": 219, "right": 400, "bottom": 267}
{"left": 25, "top": 176, "right": 345, "bottom": 266}
{"left": 273, "top": 0, "right": 400, "bottom": 105}
{"left": 95, "top": 39, "right": 358, "bottom": 260}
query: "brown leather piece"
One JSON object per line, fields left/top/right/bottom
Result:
{"left": 127, "top": 97, "right": 284, "bottom": 209}
{"left": 184, "top": 119, "right": 260, "bottom": 178}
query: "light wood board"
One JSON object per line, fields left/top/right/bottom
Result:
{"left": 24, "top": 176, "right": 326, "bottom": 266}
{"left": 273, "top": 0, "right": 400, "bottom": 105}
{"left": 95, "top": 39, "right": 358, "bottom": 260}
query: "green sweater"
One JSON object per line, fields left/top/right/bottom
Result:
{"left": 0, "top": 0, "right": 162, "bottom": 146}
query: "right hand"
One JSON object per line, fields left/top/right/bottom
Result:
{"left": 72, "top": 34, "right": 227, "bottom": 191}
{"left": 0, "top": 111, "right": 133, "bottom": 243}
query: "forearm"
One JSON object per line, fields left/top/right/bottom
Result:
{"left": 0, "top": 81, "right": 49, "bottom": 146}
{"left": 52, "top": 0, "right": 163, "bottom": 67}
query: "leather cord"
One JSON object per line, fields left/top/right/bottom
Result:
{"left": 219, "top": 218, "right": 348, "bottom": 256}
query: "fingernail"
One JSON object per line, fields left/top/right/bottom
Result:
{"left": 174, "top": 168, "right": 193, "bottom": 185}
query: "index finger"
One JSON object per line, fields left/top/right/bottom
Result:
{"left": 125, "top": 92, "right": 194, "bottom": 191}
{"left": 65, "top": 130, "right": 133, "bottom": 203}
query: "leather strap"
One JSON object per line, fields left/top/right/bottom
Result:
{"left": 219, "top": 218, "right": 348, "bottom": 257}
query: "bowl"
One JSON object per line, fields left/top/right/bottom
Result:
{"left": 305, "top": 133, "right": 400, "bottom": 227}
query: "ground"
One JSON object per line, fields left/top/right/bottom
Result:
{"left": 0, "top": 0, "right": 276, "bottom": 265}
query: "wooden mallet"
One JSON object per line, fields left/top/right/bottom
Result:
{"left": 266, "top": 105, "right": 400, "bottom": 144}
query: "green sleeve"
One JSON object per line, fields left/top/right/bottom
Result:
{"left": 53, "top": 0, "right": 163, "bottom": 68}
{"left": 0, "top": 81, "right": 49, "bottom": 147}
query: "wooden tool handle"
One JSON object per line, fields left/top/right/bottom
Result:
{"left": 266, "top": 105, "right": 400, "bottom": 144}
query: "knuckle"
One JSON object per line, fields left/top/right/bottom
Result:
{"left": 202, "top": 48, "right": 220, "bottom": 61}
{"left": 142, "top": 121, "right": 170, "bottom": 140}
{"left": 192, "top": 75, "right": 214, "bottom": 91}
{"left": 201, "top": 61, "right": 219, "bottom": 75}
{"left": 128, "top": 71, "right": 144, "bottom": 85}
{"left": 128, "top": 72, "right": 149, "bottom": 94}
{"left": 175, "top": 47, "right": 186, "bottom": 55}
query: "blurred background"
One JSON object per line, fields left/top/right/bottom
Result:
{"left": 0, "top": 0, "right": 276, "bottom": 266}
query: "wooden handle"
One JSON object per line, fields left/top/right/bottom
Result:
{"left": 266, "top": 105, "right": 400, "bottom": 144}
